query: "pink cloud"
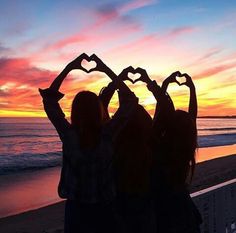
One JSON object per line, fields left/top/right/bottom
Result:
{"left": 198, "top": 102, "right": 235, "bottom": 117}
{"left": 0, "top": 57, "right": 57, "bottom": 87}
{"left": 0, "top": 57, "right": 114, "bottom": 116}
{"left": 195, "top": 62, "right": 236, "bottom": 79}
{"left": 29, "top": 0, "right": 156, "bottom": 58}
{"left": 197, "top": 47, "right": 223, "bottom": 62}
{"left": 166, "top": 26, "right": 197, "bottom": 38}
{"left": 119, "top": 0, "right": 156, "bottom": 14}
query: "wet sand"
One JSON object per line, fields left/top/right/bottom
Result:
{"left": 0, "top": 150, "right": 235, "bottom": 233}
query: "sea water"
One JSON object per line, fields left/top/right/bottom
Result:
{"left": 0, "top": 117, "right": 235, "bottom": 176}
{"left": 0, "top": 117, "right": 235, "bottom": 218}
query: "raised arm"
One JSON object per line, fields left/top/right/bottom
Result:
{"left": 99, "top": 82, "right": 116, "bottom": 107}
{"left": 133, "top": 68, "right": 178, "bottom": 143}
{"left": 99, "top": 82, "right": 116, "bottom": 121}
{"left": 39, "top": 54, "right": 89, "bottom": 139}
{"left": 90, "top": 54, "right": 132, "bottom": 94}
{"left": 135, "top": 68, "right": 176, "bottom": 121}
{"left": 181, "top": 73, "right": 197, "bottom": 122}
{"left": 89, "top": 55, "right": 139, "bottom": 138}
{"left": 49, "top": 53, "right": 88, "bottom": 91}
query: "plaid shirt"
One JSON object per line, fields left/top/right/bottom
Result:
{"left": 39, "top": 85, "right": 137, "bottom": 203}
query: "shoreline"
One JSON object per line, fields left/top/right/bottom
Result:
{"left": 0, "top": 153, "right": 235, "bottom": 233}
{"left": 0, "top": 167, "right": 61, "bottom": 218}
{"left": 0, "top": 144, "right": 235, "bottom": 218}
{"left": 0, "top": 145, "right": 236, "bottom": 233}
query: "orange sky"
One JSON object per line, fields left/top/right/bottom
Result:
{"left": 0, "top": 0, "right": 235, "bottom": 117}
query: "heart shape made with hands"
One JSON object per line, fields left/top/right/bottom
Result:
{"left": 176, "top": 73, "right": 187, "bottom": 85}
{"left": 123, "top": 67, "right": 144, "bottom": 84}
{"left": 81, "top": 58, "right": 97, "bottom": 73}
{"left": 127, "top": 71, "right": 141, "bottom": 84}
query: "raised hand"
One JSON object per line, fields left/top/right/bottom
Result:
{"left": 164, "top": 71, "right": 182, "bottom": 85}
{"left": 89, "top": 54, "right": 108, "bottom": 73}
{"left": 180, "top": 73, "right": 195, "bottom": 89}
{"left": 67, "top": 53, "right": 90, "bottom": 72}
{"left": 162, "top": 71, "right": 182, "bottom": 92}
{"left": 133, "top": 67, "right": 152, "bottom": 84}
{"left": 118, "top": 66, "right": 136, "bottom": 83}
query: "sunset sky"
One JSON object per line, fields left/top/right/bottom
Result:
{"left": 0, "top": 0, "right": 236, "bottom": 117}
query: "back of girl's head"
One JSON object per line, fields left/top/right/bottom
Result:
{"left": 166, "top": 110, "right": 197, "bottom": 187}
{"left": 71, "top": 91, "right": 105, "bottom": 148}
{"left": 71, "top": 91, "right": 105, "bottom": 128}
{"left": 171, "top": 110, "right": 197, "bottom": 152}
{"left": 114, "top": 105, "right": 153, "bottom": 194}
{"left": 120, "top": 104, "right": 152, "bottom": 142}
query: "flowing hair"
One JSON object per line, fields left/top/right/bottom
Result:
{"left": 114, "top": 105, "right": 153, "bottom": 195}
{"left": 166, "top": 110, "right": 197, "bottom": 187}
{"left": 71, "top": 91, "right": 106, "bottom": 149}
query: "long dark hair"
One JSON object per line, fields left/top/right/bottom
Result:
{"left": 71, "top": 91, "right": 106, "bottom": 149}
{"left": 114, "top": 105, "right": 153, "bottom": 194}
{"left": 166, "top": 110, "right": 197, "bottom": 188}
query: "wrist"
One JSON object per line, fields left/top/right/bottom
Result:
{"left": 162, "top": 81, "right": 168, "bottom": 91}
{"left": 145, "top": 77, "right": 153, "bottom": 85}
{"left": 65, "top": 64, "right": 73, "bottom": 72}
{"left": 189, "top": 84, "right": 195, "bottom": 90}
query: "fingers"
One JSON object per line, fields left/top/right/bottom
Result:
{"left": 125, "top": 77, "right": 134, "bottom": 84}
{"left": 78, "top": 53, "right": 89, "bottom": 61}
{"left": 182, "top": 73, "right": 191, "bottom": 79}
{"left": 88, "top": 67, "right": 97, "bottom": 73}
{"left": 123, "top": 66, "right": 135, "bottom": 73}
{"left": 133, "top": 77, "right": 142, "bottom": 83}
{"left": 90, "top": 53, "right": 98, "bottom": 60}
{"left": 170, "top": 71, "right": 181, "bottom": 77}
{"left": 135, "top": 67, "right": 146, "bottom": 75}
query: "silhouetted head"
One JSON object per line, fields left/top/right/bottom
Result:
{"left": 71, "top": 91, "right": 106, "bottom": 148}
{"left": 114, "top": 104, "right": 153, "bottom": 194}
{"left": 171, "top": 110, "right": 197, "bottom": 152}
{"left": 167, "top": 110, "right": 197, "bottom": 186}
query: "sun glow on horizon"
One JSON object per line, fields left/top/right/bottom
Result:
{"left": 0, "top": 0, "right": 235, "bottom": 117}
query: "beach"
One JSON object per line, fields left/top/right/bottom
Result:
{"left": 0, "top": 147, "right": 235, "bottom": 233}
{"left": 0, "top": 117, "right": 235, "bottom": 232}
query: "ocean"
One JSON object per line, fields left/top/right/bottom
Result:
{"left": 0, "top": 117, "right": 236, "bottom": 176}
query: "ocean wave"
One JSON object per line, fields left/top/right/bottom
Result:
{"left": 198, "top": 133, "right": 236, "bottom": 147}
{"left": 0, "top": 134, "right": 57, "bottom": 138}
{"left": 0, "top": 128, "right": 54, "bottom": 131}
{"left": 0, "top": 122, "right": 50, "bottom": 125}
{"left": 0, "top": 133, "right": 235, "bottom": 176}
{"left": 0, "top": 152, "right": 62, "bottom": 175}
{"left": 198, "top": 127, "right": 236, "bottom": 131}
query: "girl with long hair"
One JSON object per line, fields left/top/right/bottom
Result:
{"left": 89, "top": 59, "right": 155, "bottom": 233}
{"left": 113, "top": 103, "right": 154, "bottom": 233}
{"left": 134, "top": 69, "right": 202, "bottom": 232}
{"left": 39, "top": 53, "right": 138, "bottom": 233}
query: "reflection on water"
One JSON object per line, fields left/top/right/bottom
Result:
{"left": 0, "top": 167, "right": 61, "bottom": 218}
{"left": 0, "top": 144, "right": 235, "bottom": 218}
{"left": 196, "top": 144, "right": 236, "bottom": 163}
{"left": 0, "top": 118, "right": 235, "bottom": 218}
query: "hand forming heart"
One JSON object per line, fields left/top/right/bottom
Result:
{"left": 166, "top": 71, "right": 191, "bottom": 87}
{"left": 68, "top": 53, "right": 100, "bottom": 73}
{"left": 81, "top": 57, "right": 97, "bottom": 73}
{"left": 175, "top": 73, "right": 193, "bottom": 88}
{"left": 125, "top": 66, "right": 142, "bottom": 84}
{"left": 120, "top": 66, "right": 149, "bottom": 84}
{"left": 176, "top": 73, "right": 187, "bottom": 85}
{"left": 127, "top": 71, "right": 141, "bottom": 83}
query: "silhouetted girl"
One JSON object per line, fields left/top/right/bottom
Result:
{"left": 39, "top": 53, "right": 138, "bottom": 233}
{"left": 89, "top": 62, "right": 155, "bottom": 233}
{"left": 136, "top": 69, "right": 202, "bottom": 233}
{"left": 113, "top": 102, "right": 154, "bottom": 233}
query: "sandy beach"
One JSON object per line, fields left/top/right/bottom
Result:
{"left": 0, "top": 150, "right": 236, "bottom": 233}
